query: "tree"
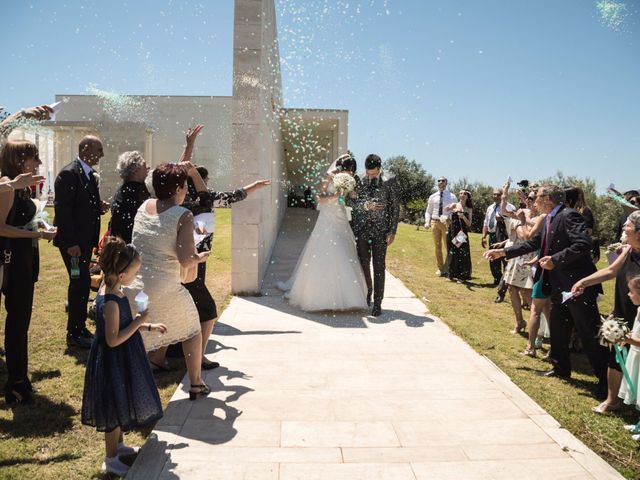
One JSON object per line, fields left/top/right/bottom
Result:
{"left": 450, "top": 177, "right": 495, "bottom": 233}
{"left": 383, "top": 156, "right": 434, "bottom": 220}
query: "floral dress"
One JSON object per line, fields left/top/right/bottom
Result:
{"left": 502, "top": 217, "right": 535, "bottom": 289}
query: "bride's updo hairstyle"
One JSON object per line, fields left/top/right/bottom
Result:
{"left": 152, "top": 163, "right": 189, "bottom": 200}
{"left": 100, "top": 236, "right": 140, "bottom": 287}
{"left": 338, "top": 155, "right": 357, "bottom": 174}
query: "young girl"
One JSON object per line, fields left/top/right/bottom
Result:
{"left": 81, "top": 237, "right": 166, "bottom": 476}
{"left": 620, "top": 275, "right": 640, "bottom": 438}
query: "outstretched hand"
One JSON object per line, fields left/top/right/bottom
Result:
{"left": 20, "top": 105, "right": 54, "bottom": 122}
{"left": 186, "top": 124, "right": 205, "bottom": 144}
{"left": 483, "top": 249, "right": 505, "bottom": 261}
{"left": 10, "top": 173, "right": 46, "bottom": 190}
{"left": 538, "top": 255, "right": 555, "bottom": 270}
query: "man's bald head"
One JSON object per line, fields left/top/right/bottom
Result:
{"left": 78, "top": 136, "right": 104, "bottom": 166}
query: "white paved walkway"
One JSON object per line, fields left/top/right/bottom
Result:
{"left": 129, "top": 209, "right": 622, "bottom": 480}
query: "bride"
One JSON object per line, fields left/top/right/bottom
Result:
{"left": 278, "top": 154, "right": 368, "bottom": 312}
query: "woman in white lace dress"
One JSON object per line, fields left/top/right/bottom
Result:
{"left": 131, "top": 162, "right": 211, "bottom": 400}
{"left": 278, "top": 157, "right": 367, "bottom": 312}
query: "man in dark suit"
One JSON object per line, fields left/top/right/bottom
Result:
{"left": 54, "top": 136, "right": 107, "bottom": 348}
{"left": 351, "top": 154, "right": 400, "bottom": 316}
{"left": 484, "top": 184, "right": 609, "bottom": 398}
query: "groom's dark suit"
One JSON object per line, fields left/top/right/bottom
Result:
{"left": 54, "top": 158, "right": 102, "bottom": 337}
{"left": 505, "top": 204, "right": 608, "bottom": 385}
{"left": 350, "top": 174, "right": 400, "bottom": 309}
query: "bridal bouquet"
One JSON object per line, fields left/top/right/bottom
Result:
{"left": 333, "top": 173, "right": 356, "bottom": 207}
{"left": 333, "top": 172, "right": 356, "bottom": 194}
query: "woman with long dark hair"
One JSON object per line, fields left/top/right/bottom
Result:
{"left": 446, "top": 190, "right": 473, "bottom": 283}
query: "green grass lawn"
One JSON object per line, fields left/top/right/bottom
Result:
{"left": 0, "top": 209, "right": 232, "bottom": 480}
{"left": 387, "top": 223, "right": 639, "bottom": 479}
{"left": 1, "top": 215, "right": 637, "bottom": 479}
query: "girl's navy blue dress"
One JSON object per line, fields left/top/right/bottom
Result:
{"left": 81, "top": 293, "right": 162, "bottom": 432}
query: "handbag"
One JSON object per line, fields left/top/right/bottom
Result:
{"left": 0, "top": 191, "right": 18, "bottom": 291}
{"left": 452, "top": 229, "right": 468, "bottom": 248}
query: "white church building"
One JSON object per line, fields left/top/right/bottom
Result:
{"left": 12, "top": 0, "right": 348, "bottom": 295}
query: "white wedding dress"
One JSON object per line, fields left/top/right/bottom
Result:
{"left": 278, "top": 189, "right": 367, "bottom": 312}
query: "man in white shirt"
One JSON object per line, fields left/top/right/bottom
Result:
{"left": 424, "top": 177, "right": 457, "bottom": 275}
{"left": 481, "top": 187, "right": 513, "bottom": 302}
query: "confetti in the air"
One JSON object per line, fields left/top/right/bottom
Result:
{"left": 596, "top": 0, "right": 628, "bottom": 31}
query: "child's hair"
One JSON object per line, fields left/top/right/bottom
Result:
{"left": 629, "top": 275, "right": 640, "bottom": 293}
{"left": 99, "top": 236, "right": 140, "bottom": 288}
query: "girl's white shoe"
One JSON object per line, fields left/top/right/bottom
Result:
{"left": 103, "top": 456, "right": 130, "bottom": 476}
{"left": 117, "top": 443, "right": 140, "bottom": 456}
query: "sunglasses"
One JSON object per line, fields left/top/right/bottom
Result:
{"left": 437, "top": 179, "right": 446, "bottom": 183}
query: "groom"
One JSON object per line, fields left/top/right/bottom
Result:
{"left": 351, "top": 154, "right": 400, "bottom": 316}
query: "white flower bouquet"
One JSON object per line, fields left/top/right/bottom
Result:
{"left": 598, "top": 316, "right": 630, "bottom": 347}
{"left": 333, "top": 172, "right": 356, "bottom": 194}
{"left": 333, "top": 173, "right": 356, "bottom": 207}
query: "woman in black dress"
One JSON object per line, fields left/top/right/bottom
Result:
{"left": 446, "top": 190, "right": 473, "bottom": 283}
{"left": 180, "top": 166, "right": 270, "bottom": 369}
{"left": 0, "top": 140, "right": 57, "bottom": 404}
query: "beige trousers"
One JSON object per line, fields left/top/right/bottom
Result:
{"left": 431, "top": 219, "right": 448, "bottom": 270}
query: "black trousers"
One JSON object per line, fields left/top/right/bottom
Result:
{"left": 549, "top": 293, "right": 608, "bottom": 383}
{"left": 488, "top": 232, "right": 506, "bottom": 283}
{"left": 356, "top": 233, "right": 387, "bottom": 306}
{"left": 2, "top": 240, "right": 35, "bottom": 387}
{"left": 59, "top": 247, "right": 92, "bottom": 336}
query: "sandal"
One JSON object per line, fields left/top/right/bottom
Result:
{"left": 510, "top": 321, "right": 527, "bottom": 334}
{"left": 189, "top": 383, "right": 212, "bottom": 401}
{"left": 591, "top": 401, "right": 621, "bottom": 414}
{"left": 521, "top": 348, "right": 536, "bottom": 358}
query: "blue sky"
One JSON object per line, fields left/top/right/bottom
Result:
{"left": 2, "top": 0, "right": 639, "bottom": 192}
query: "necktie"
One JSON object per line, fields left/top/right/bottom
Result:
{"left": 488, "top": 205, "right": 497, "bottom": 230}
{"left": 438, "top": 191, "right": 444, "bottom": 216}
{"left": 541, "top": 215, "right": 553, "bottom": 256}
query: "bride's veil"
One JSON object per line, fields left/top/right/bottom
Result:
{"left": 326, "top": 153, "right": 353, "bottom": 176}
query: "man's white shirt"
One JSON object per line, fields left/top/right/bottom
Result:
{"left": 424, "top": 190, "right": 457, "bottom": 224}
{"left": 76, "top": 156, "right": 94, "bottom": 180}
{"left": 483, "top": 202, "right": 515, "bottom": 232}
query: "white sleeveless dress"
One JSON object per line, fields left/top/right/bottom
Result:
{"left": 278, "top": 194, "right": 367, "bottom": 312}
{"left": 131, "top": 200, "right": 200, "bottom": 352}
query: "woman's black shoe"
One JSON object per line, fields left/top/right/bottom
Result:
{"left": 201, "top": 360, "right": 220, "bottom": 370}
{"left": 5, "top": 381, "right": 35, "bottom": 405}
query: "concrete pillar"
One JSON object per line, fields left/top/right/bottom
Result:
{"left": 231, "top": 0, "right": 286, "bottom": 294}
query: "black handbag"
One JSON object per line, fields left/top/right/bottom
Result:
{"left": 0, "top": 191, "right": 19, "bottom": 292}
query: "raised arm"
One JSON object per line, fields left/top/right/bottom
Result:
{"left": 500, "top": 182, "right": 515, "bottom": 218}
{"left": 571, "top": 245, "right": 631, "bottom": 296}
{"left": 178, "top": 124, "right": 204, "bottom": 165}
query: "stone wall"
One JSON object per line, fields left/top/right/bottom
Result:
{"left": 53, "top": 95, "right": 233, "bottom": 198}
